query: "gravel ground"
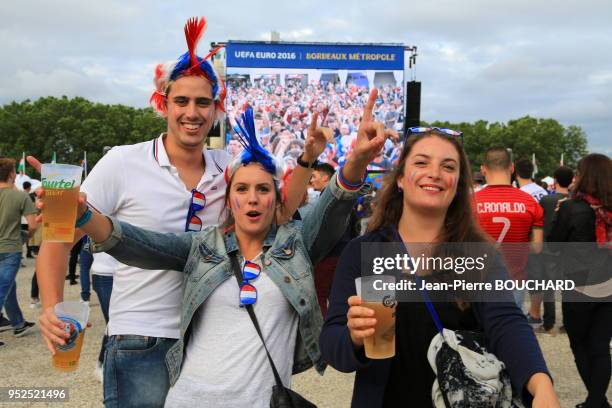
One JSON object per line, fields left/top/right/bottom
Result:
{"left": 1, "top": 257, "right": 609, "bottom": 407}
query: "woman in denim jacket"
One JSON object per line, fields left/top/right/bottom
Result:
{"left": 46, "top": 97, "right": 394, "bottom": 407}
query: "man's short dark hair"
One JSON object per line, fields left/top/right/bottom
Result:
{"left": 515, "top": 159, "right": 534, "bottom": 179}
{"left": 22, "top": 181, "right": 32, "bottom": 190}
{"left": 314, "top": 162, "right": 335, "bottom": 179}
{"left": 0, "top": 158, "right": 16, "bottom": 182}
{"left": 553, "top": 166, "right": 574, "bottom": 188}
{"left": 483, "top": 147, "right": 511, "bottom": 170}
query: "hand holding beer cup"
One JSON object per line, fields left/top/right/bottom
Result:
{"left": 347, "top": 295, "right": 377, "bottom": 347}
{"left": 350, "top": 276, "right": 397, "bottom": 359}
{"left": 35, "top": 185, "right": 90, "bottom": 356}
{"left": 52, "top": 301, "right": 90, "bottom": 372}
{"left": 40, "top": 163, "right": 83, "bottom": 242}
{"left": 35, "top": 190, "right": 89, "bottom": 225}
{"left": 39, "top": 305, "right": 71, "bottom": 354}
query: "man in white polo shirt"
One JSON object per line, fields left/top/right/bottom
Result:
{"left": 35, "top": 19, "right": 230, "bottom": 407}
{"left": 34, "top": 17, "right": 359, "bottom": 408}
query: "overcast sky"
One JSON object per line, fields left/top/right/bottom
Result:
{"left": 1, "top": 0, "right": 610, "bottom": 154}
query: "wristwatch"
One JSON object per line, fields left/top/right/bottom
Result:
{"left": 296, "top": 154, "right": 319, "bottom": 169}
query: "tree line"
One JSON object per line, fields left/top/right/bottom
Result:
{"left": 0, "top": 96, "right": 588, "bottom": 178}
{"left": 0, "top": 96, "right": 166, "bottom": 177}
{"left": 427, "top": 117, "right": 588, "bottom": 176}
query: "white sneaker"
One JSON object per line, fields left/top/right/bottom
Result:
{"left": 30, "top": 300, "right": 41, "bottom": 309}
{"left": 80, "top": 300, "right": 90, "bottom": 307}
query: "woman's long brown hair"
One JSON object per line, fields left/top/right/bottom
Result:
{"left": 367, "top": 132, "right": 494, "bottom": 301}
{"left": 573, "top": 153, "right": 612, "bottom": 211}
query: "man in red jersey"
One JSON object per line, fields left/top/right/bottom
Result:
{"left": 474, "top": 147, "right": 543, "bottom": 310}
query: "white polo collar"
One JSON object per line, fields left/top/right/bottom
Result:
{"left": 153, "top": 134, "right": 223, "bottom": 181}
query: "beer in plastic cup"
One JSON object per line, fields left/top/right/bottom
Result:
{"left": 355, "top": 275, "right": 397, "bottom": 359}
{"left": 41, "top": 164, "right": 82, "bottom": 242}
{"left": 52, "top": 301, "right": 89, "bottom": 372}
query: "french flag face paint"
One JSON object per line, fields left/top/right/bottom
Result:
{"left": 234, "top": 198, "right": 241, "bottom": 209}
{"left": 448, "top": 175, "right": 458, "bottom": 190}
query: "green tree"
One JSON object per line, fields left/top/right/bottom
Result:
{"left": 0, "top": 96, "right": 165, "bottom": 177}
{"left": 1, "top": 96, "right": 589, "bottom": 179}
{"left": 425, "top": 116, "right": 588, "bottom": 176}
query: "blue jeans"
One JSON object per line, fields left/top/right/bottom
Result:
{"left": 79, "top": 249, "right": 93, "bottom": 301}
{"left": 103, "top": 335, "right": 176, "bottom": 408}
{"left": 513, "top": 288, "right": 526, "bottom": 313}
{"left": 0, "top": 252, "right": 25, "bottom": 328}
{"left": 92, "top": 274, "right": 113, "bottom": 323}
{"left": 92, "top": 274, "right": 113, "bottom": 364}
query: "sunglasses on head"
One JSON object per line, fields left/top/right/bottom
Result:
{"left": 185, "top": 189, "right": 206, "bottom": 232}
{"left": 239, "top": 260, "right": 261, "bottom": 306}
{"left": 407, "top": 127, "right": 464, "bottom": 143}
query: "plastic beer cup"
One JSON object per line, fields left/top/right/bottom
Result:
{"left": 41, "top": 164, "right": 82, "bottom": 242}
{"left": 355, "top": 275, "right": 397, "bottom": 359}
{"left": 52, "top": 301, "right": 89, "bottom": 372}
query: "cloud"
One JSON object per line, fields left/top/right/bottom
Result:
{"left": 588, "top": 71, "right": 612, "bottom": 86}
{"left": 0, "top": 0, "right": 610, "bottom": 152}
{"left": 258, "top": 28, "right": 315, "bottom": 42}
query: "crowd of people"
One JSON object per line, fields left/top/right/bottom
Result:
{"left": 0, "top": 16, "right": 610, "bottom": 408}
{"left": 225, "top": 75, "right": 404, "bottom": 171}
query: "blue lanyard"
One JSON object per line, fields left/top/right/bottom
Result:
{"left": 392, "top": 226, "right": 445, "bottom": 336}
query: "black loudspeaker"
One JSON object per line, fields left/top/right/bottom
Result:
{"left": 404, "top": 81, "right": 421, "bottom": 129}
{"left": 208, "top": 121, "right": 222, "bottom": 138}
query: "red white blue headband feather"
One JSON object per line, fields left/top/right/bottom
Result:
{"left": 225, "top": 107, "right": 290, "bottom": 202}
{"left": 149, "top": 17, "right": 226, "bottom": 122}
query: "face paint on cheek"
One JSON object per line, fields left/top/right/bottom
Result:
{"left": 234, "top": 199, "right": 240, "bottom": 209}
{"left": 267, "top": 198, "right": 273, "bottom": 209}
{"left": 408, "top": 171, "right": 418, "bottom": 183}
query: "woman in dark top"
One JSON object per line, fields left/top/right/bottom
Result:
{"left": 548, "top": 153, "right": 611, "bottom": 408}
{"left": 320, "top": 128, "right": 560, "bottom": 407}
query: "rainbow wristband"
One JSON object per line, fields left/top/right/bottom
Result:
{"left": 75, "top": 208, "right": 93, "bottom": 228}
{"left": 337, "top": 167, "right": 364, "bottom": 191}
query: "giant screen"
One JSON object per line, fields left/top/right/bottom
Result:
{"left": 224, "top": 42, "right": 405, "bottom": 171}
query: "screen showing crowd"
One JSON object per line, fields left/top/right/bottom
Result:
{"left": 225, "top": 72, "right": 405, "bottom": 171}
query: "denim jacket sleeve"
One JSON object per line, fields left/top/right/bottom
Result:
{"left": 90, "top": 216, "right": 193, "bottom": 272}
{"left": 301, "top": 172, "right": 363, "bottom": 266}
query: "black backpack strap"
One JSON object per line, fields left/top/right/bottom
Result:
{"left": 229, "top": 254, "right": 285, "bottom": 389}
